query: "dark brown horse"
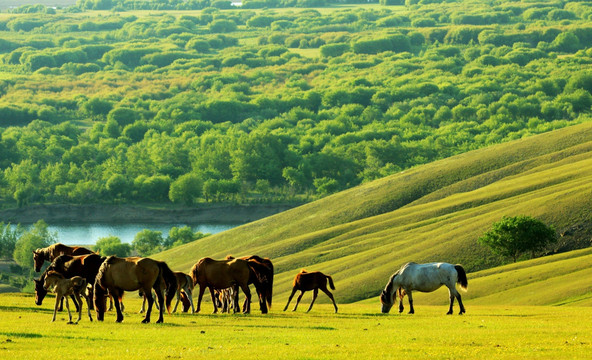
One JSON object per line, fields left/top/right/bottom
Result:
{"left": 283, "top": 270, "right": 338, "bottom": 313}
{"left": 34, "top": 254, "right": 106, "bottom": 311}
{"left": 33, "top": 243, "right": 94, "bottom": 272}
{"left": 226, "top": 255, "right": 274, "bottom": 314}
{"left": 190, "top": 257, "right": 253, "bottom": 314}
{"left": 94, "top": 256, "right": 177, "bottom": 323}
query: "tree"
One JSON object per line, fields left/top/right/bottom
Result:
{"left": 13, "top": 220, "right": 57, "bottom": 270}
{"left": 0, "top": 222, "right": 22, "bottom": 259}
{"left": 169, "top": 173, "right": 203, "bottom": 205}
{"left": 132, "top": 229, "right": 163, "bottom": 256}
{"left": 478, "top": 215, "right": 557, "bottom": 262}
{"left": 94, "top": 236, "right": 131, "bottom": 257}
{"left": 163, "top": 226, "right": 207, "bottom": 249}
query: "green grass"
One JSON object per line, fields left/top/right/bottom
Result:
{"left": 2, "top": 293, "right": 592, "bottom": 359}
{"left": 153, "top": 121, "right": 592, "bottom": 305}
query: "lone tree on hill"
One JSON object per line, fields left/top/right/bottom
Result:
{"left": 479, "top": 215, "right": 557, "bottom": 263}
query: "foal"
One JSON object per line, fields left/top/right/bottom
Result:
{"left": 43, "top": 271, "right": 91, "bottom": 324}
{"left": 283, "top": 270, "right": 338, "bottom": 313}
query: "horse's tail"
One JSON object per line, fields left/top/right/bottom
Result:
{"left": 326, "top": 275, "right": 336, "bottom": 290}
{"left": 455, "top": 265, "right": 468, "bottom": 291}
{"left": 158, "top": 261, "right": 178, "bottom": 314}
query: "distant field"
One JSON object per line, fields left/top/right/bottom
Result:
{"left": 0, "top": 0, "right": 75, "bottom": 9}
{"left": 1, "top": 292, "right": 592, "bottom": 359}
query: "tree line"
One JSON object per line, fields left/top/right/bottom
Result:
{"left": 0, "top": 2, "right": 591, "bottom": 208}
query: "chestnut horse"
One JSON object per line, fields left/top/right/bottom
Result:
{"left": 226, "top": 255, "right": 274, "bottom": 314}
{"left": 43, "top": 271, "right": 91, "bottom": 323}
{"left": 34, "top": 254, "right": 106, "bottom": 311}
{"left": 190, "top": 257, "right": 253, "bottom": 314}
{"left": 33, "top": 243, "right": 94, "bottom": 272}
{"left": 94, "top": 256, "right": 177, "bottom": 323}
{"left": 141, "top": 271, "right": 195, "bottom": 314}
{"left": 283, "top": 270, "right": 338, "bottom": 313}
{"left": 380, "top": 262, "right": 468, "bottom": 315}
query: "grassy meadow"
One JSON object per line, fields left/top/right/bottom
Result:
{"left": 2, "top": 292, "right": 592, "bottom": 359}
{"left": 153, "top": 121, "right": 592, "bottom": 305}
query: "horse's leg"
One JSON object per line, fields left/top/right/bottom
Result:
{"left": 208, "top": 286, "right": 219, "bottom": 314}
{"left": 306, "top": 288, "right": 319, "bottom": 313}
{"left": 58, "top": 296, "right": 64, "bottom": 311}
{"left": 407, "top": 290, "right": 414, "bottom": 314}
{"left": 154, "top": 288, "right": 165, "bottom": 323}
{"left": 70, "top": 294, "right": 80, "bottom": 312}
{"left": 283, "top": 287, "right": 297, "bottom": 311}
{"left": 447, "top": 288, "right": 456, "bottom": 315}
{"left": 196, "top": 284, "right": 206, "bottom": 313}
{"left": 456, "top": 292, "right": 466, "bottom": 315}
{"left": 74, "top": 293, "right": 83, "bottom": 323}
{"left": 321, "top": 287, "right": 338, "bottom": 313}
{"left": 398, "top": 288, "right": 405, "bottom": 313}
{"left": 172, "top": 289, "right": 181, "bottom": 313}
{"left": 112, "top": 289, "right": 125, "bottom": 323}
{"left": 140, "top": 295, "right": 146, "bottom": 314}
{"left": 88, "top": 286, "right": 94, "bottom": 310}
{"left": 52, "top": 295, "right": 61, "bottom": 322}
{"left": 142, "top": 288, "right": 154, "bottom": 323}
{"left": 84, "top": 293, "right": 93, "bottom": 321}
{"left": 108, "top": 295, "right": 114, "bottom": 311}
{"left": 293, "top": 290, "right": 306, "bottom": 312}
{"left": 239, "top": 283, "right": 251, "bottom": 314}
{"left": 187, "top": 289, "right": 195, "bottom": 314}
{"left": 64, "top": 296, "right": 73, "bottom": 324}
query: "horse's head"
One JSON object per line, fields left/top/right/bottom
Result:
{"left": 33, "top": 250, "right": 44, "bottom": 272}
{"left": 380, "top": 289, "right": 394, "bottom": 313}
{"left": 93, "top": 281, "right": 107, "bottom": 321}
{"left": 34, "top": 277, "right": 47, "bottom": 306}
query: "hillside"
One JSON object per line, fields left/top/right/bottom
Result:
{"left": 154, "top": 121, "right": 592, "bottom": 305}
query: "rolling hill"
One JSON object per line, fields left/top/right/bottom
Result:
{"left": 154, "top": 121, "right": 592, "bottom": 306}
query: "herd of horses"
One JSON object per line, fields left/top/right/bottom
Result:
{"left": 32, "top": 243, "right": 469, "bottom": 324}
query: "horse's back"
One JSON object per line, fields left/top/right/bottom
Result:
{"left": 398, "top": 262, "right": 457, "bottom": 292}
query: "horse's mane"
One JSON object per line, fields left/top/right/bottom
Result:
{"left": 95, "top": 255, "right": 115, "bottom": 290}
{"left": 299, "top": 269, "right": 307, "bottom": 273}
{"left": 384, "top": 270, "right": 400, "bottom": 295}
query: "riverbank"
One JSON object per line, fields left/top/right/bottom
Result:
{"left": 0, "top": 203, "right": 298, "bottom": 225}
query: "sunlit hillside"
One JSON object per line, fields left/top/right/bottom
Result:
{"left": 154, "top": 121, "right": 592, "bottom": 305}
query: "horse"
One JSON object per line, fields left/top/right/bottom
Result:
{"left": 379, "top": 262, "right": 468, "bottom": 315}
{"left": 140, "top": 271, "right": 195, "bottom": 314}
{"left": 172, "top": 271, "right": 195, "bottom": 314}
{"left": 43, "top": 271, "right": 91, "bottom": 324}
{"left": 190, "top": 257, "right": 253, "bottom": 314}
{"left": 283, "top": 270, "right": 338, "bottom": 313}
{"left": 93, "top": 256, "right": 177, "bottom": 323}
{"left": 226, "top": 255, "right": 274, "bottom": 314}
{"left": 33, "top": 243, "right": 94, "bottom": 272}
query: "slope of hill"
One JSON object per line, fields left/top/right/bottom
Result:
{"left": 154, "top": 122, "right": 592, "bottom": 305}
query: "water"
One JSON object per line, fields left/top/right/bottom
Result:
{"left": 30, "top": 223, "right": 236, "bottom": 246}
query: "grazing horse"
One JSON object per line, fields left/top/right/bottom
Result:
{"left": 141, "top": 271, "right": 195, "bottom": 314}
{"left": 226, "top": 255, "right": 274, "bottom": 314}
{"left": 172, "top": 271, "right": 195, "bottom": 314}
{"left": 93, "top": 256, "right": 177, "bottom": 323}
{"left": 283, "top": 270, "right": 338, "bottom": 313}
{"left": 380, "top": 262, "right": 468, "bottom": 315}
{"left": 43, "top": 271, "right": 91, "bottom": 324}
{"left": 190, "top": 257, "right": 253, "bottom": 314}
{"left": 33, "top": 243, "right": 94, "bottom": 272}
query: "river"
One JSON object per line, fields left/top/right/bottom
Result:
{"left": 24, "top": 223, "right": 236, "bottom": 246}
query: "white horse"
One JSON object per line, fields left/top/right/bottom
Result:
{"left": 380, "top": 262, "right": 468, "bottom": 315}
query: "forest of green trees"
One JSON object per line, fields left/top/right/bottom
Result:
{"left": 0, "top": 0, "right": 591, "bottom": 208}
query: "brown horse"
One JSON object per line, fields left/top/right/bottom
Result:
{"left": 33, "top": 243, "right": 94, "bottom": 272}
{"left": 43, "top": 271, "right": 91, "bottom": 323}
{"left": 140, "top": 271, "right": 195, "bottom": 314}
{"left": 93, "top": 256, "right": 177, "bottom": 323}
{"left": 283, "top": 270, "right": 338, "bottom": 313}
{"left": 190, "top": 257, "right": 252, "bottom": 314}
{"left": 226, "top": 255, "right": 274, "bottom": 314}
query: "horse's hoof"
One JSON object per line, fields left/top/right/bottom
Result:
{"left": 141, "top": 319, "right": 149, "bottom": 324}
